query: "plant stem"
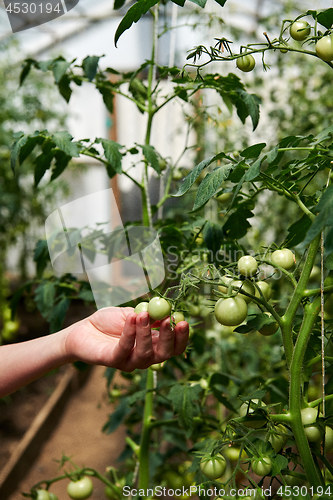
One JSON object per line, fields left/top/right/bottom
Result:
{"left": 138, "top": 369, "right": 154, "bottom": 490}
{"left": 281, "top": 235, "right": 321, "bottom": 367}
{"left": 288, "top": 297, "right": 324, "bottom": 487}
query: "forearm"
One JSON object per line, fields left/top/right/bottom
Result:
{"left": 0, "top": 327, "right": 73, "bottom": 398}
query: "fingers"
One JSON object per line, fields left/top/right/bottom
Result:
{"left": 111, "top": 312, "right": 136, "bottom": 364}
{"left": 156, "top": 317, "right": 175, "bottom": 360}
{"left": 173, "top": 321, "right": 189, "bottom": 355}
{"left": 133, "top": 312, "right": 154, "bottom": 367}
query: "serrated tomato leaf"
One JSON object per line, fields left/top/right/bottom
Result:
{"left": 303, "top": 186, "right": 333, "bottom": 245}
{"left": 193, "top": 164, "right": 232, "bottom": 211}
{"left": 114, "top": 0, "right": 159, "bottom": 46}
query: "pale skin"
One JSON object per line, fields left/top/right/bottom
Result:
{"left": 0, "top": 307, "right": 189, "bottom": 398}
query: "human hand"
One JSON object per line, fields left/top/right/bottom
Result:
{"left": 64, "top": 307, "right": 189, "bottom": 371}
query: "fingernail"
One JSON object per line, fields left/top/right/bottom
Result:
{"left": 140, "top": 313, "right": 149, "bottom": 326}
{"left": 179, "top": 323, "right": 188, "bottom": 333}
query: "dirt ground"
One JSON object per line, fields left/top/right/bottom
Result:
{"left": 7, "top": 366, "right": 126, "bottom": 500}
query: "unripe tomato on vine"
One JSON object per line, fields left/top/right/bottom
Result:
{"left": 315, "top": 34, "right": 333, "bottom": 62}
{"left": 237, "top": 255, "right": 258, "bottom": 277}
{"left": 271, "top": 248, "right": 295, "bottom": 270}
{"left": 289, "top": 20, "right": 311, "bottom": 41}
{"left": 251, "top": 456, "right": 272, "bottom": 476}
{"left": 200, "top": 454, "right": 227, "bottom": 480}
{"left": 214, "top": 297, "right": 248, "bottom": 326}
{"left": 67, "top": 477, "right": 93, "bottom": 499}
{"left": 148, "top": 297, "right": 171, "bottom": 320}
{"left": 236, "top": 54, "right": 256, "bottom": 72}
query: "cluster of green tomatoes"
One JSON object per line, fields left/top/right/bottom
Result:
{"left": 214, "top": 249, "right": 295, "bottom": 333}
{"left": 235, "top": 18, "right": 333, "bottom": 73}
{"left": 33, "top": 476, "right": 93, "bottom": 500}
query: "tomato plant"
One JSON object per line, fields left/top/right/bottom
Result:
{"left": 15, "top": 2, "right": 333, "bottom": 499}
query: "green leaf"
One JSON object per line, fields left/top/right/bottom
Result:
{"left": 171, "top": 0, "right": 186, "bottom": 5}
{"left": 33, "top": 239, "right": 50, "bottom": 277}
{"left": 52, "top": 59, "right": 72, "bottom": 83}
{"left": 114, "top": 0, "right": 159, "bottom": 46}
{"left": 189, "top": 0, "right": 206, "bottom": 7}
{"left": 173, "top": 153, "right": 228, "bottom": 198}
{"left": 34, "top": 151, "right": 53, "bottom": 186}
{"left": 311, "top": 124, "right": 333, "bottom": 145}
{"left": 168, "top": 383, "right": 201, "bottom": 429}
{"left": 244, "top": 156, "right": 265, "bottom": 182}
{"left": 49, "top": 297, "right": 70, "bottom": 333}
{"left": 58, "top": 74, "right": 72, "bottom": 102}
{"left": 34, "top": 282, "right": 56, "bottom": 320}
{"left": 97, "top": 84, "right": 115, "bottom": 113}
{"left": 309, "top": 8, "right": 333, "bottom": 29}
{"left": 240, "top": 143, "right": 266, "bottom": 159}
{"left": 271, "top": 454, "right": 289, "bottom": 476}
{"left": 142, "top": 144, "right": 160, "bottom": 173}
{"left": 51, "top": 151, "right": 72, "bottom": 181}
{"left": 114, "top": 0, "right": 126, "bottom": 8}
{"left": 19, "top": 132, "right": 44, "bottom": 165}
{"left": 286, "top": 214, "right": 312, "bottom": 247}
{"left": 52, "top": 131, "right": 80, "bottom": 157}
{"left": 82, "top": 56, "right": 101, "bottom": 81}
{"left": 236, "top": 90, "right": 260, "bottom": 130}
{"left": 97, "top": 138, "right": 123, "bottom": 176}
{"left": 11, "top": 132, "right": 27, "bottom": 171}
{"left": 20, "top": 58, "right": 35, "bottom": 85}
{"left": 303, "top": 186, "right": 333, "bottom": 245}
{"left": 223, "top": 207, "right": 253, "bottom": 239}
{"left": 193, "top": 164, "right": 232, "bottom": 211}
{"left": 213, "top": 0, "right": 227, "bottom": 6}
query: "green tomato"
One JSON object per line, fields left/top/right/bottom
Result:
{"left": 258, "top": 312, "right": 279, "bottom": 336}
{"left": 148, "top": 297, "right": 171, "bottom": 320}
{"left": 239, "top": 399, "right": 266, "bottom": 428}
{"left": 215, "top": 192, "right": 233, "bottom": 205}
{"left": 134, "top": 301, "right": 149, "bottom": 313}
{"left": 67, "top": 477, "right": 93, "bottom": 500}
{"left": 271, "top": 248, "right": 295, "bottom": 270}
{"left": 304, "top": 425, "right": 322, "bottom": 443}
{"left": 268, "top": 424, "right": 288, "bottom": 452}
{"left": 251, "top": 457, "right": 272, "bottom": 476}
{"left": 255, "top": 281, "right": 272, "bottom": 301}
{"left": 218, "top": 277, "right": 254, "bottom": 303}
{"left": 164, "top": 470, "right": 183, "bottom": 489}
{"left": 315, "top": 34, "right": 333, "bottom": 62}
{"left": 173, "top": 311, "right": 185, "bottom": 323}
{"left": 301, "top": 407, "right": 318, "bottom": 426}
{"left": 104, "top": 485, "right": 118, "bottom": 499}
{"left": 324, "top": 426, "right": 333, "bottom": 451}
{"left": 289, "top": 20, "right": 311, "bottom": 41}
{"left": 150, "top": 362, "right": 164, "bottom": 371}
{"left": 236, "top": 54, "right": 256, "bottom": 72}
{"left": 238, "top": 255, "right": 258, "bottom": 277}
{"left": 222, "top": 446, "right": 241, "bottom": 462}
{"left": 214, "top": 297, "right": 248, "bottom": 326}
{"left": 36, "top": 491, "right": 50, "bottom": 500}
{"left": 200, "top": 454, "right": 227, "bottom": 480}
{"left": 49, "top": 494, "right": 59, "bottom": 500}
